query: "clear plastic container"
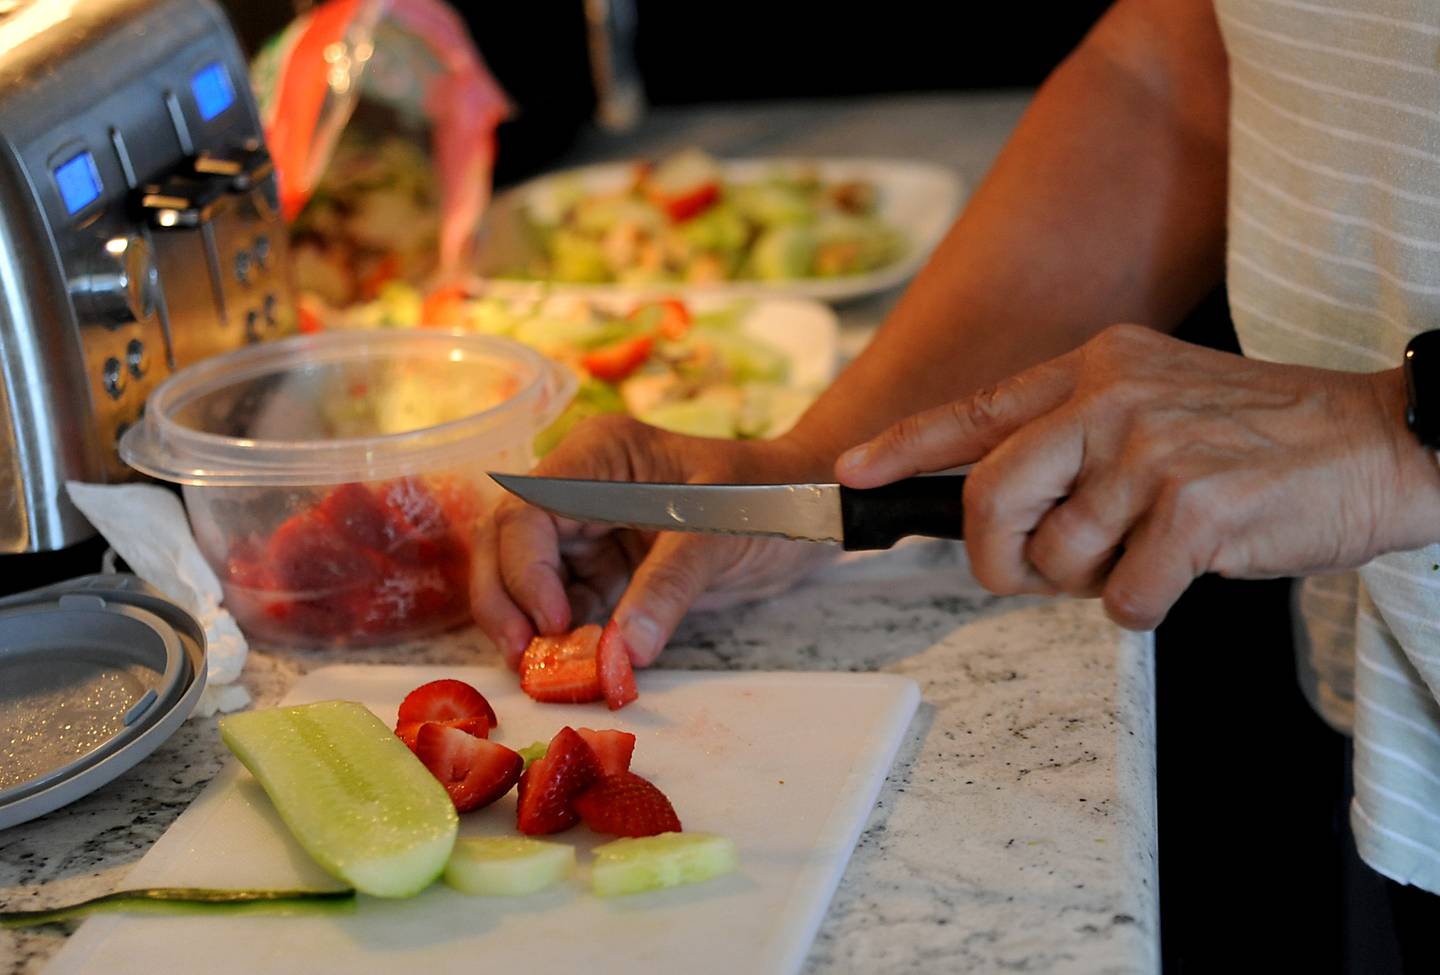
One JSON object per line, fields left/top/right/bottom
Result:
{"left": 120, "top": 331, "right": 574, "bottom": 648}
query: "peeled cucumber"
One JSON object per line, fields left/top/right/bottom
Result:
{"left": 444, "top": 837, "right": 575, "bottom": 896}
{"left": 219, "top": 701, "right": 458, "bottom": 898}
{"left": 591, "top": 832, "right": 738, "bottom": 897}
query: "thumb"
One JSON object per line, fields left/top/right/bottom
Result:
{"left": 608, "top": 533, "right": 732, "bottom": 667}
{"left": 835, "top": 354, "right": 1079, "bottom": 489}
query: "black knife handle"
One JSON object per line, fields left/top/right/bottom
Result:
{"left": 838, "top": 475, "right": 967, "bottom": 551}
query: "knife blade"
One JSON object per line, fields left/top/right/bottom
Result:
{"left": 489, "top": 473, "right": 967, "bottom": 551}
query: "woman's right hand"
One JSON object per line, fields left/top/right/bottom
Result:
{"left": 470, "top": 414, "right": 837, "bottom": 669}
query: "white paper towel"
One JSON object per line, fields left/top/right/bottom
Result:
{"left": 65, "top": 481, "right": 250, "bottom": 716}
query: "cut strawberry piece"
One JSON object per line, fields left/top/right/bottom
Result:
{"left": 395, "top": 715, "right": 490, "bottom": 752}
{"left": 359, "top": 563, "right": 466, "bottom": 636}
{"left": 627, "top": 298, "right": 692, "bottom": 341}
{"left": 596, "top": 621, "right": 639, "bottom": 711}
{"left": 265, "top": 511, "right": 384, "bottom": 595}
{"left": 575, "top": 728, "right": 636, "bottom": 777}
{"left": 420, "top": 285, "right": 469, "bottom": 328}
{"left": 574, "top": 772, "right": 682, "bottom": 838}
{"left": 414, "top": 724, "right": 522, "bottom": 813}
{"left": 314, "top": 483, "right": 390, "bottom": 552}
{"left": 520, "top": 625, "right": 604, "bottom": 704}
{"left": 515, "top": 726, "right": 602, "bottom": 835}
{"left": 376, "top": 477, "right": 454, "bottom": 564}
{"left": 396, "top": 679, "right": 497, "bottom": 730}
{"left": 582, "top": 335, "right": 654, "bottom": 383}
{"left": 653, "top": 181, "right": 720, "bottom": 222}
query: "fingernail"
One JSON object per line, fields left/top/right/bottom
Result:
{"left": 504, "top": 623, "right": 532, "bottom": 660}
{"left": 619, "top": 613, "right": 663, "bottom": 664}
{"left": 838, "top": 443, "right": 870, "bottom": 471}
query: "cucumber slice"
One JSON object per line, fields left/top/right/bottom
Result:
{"left": 591, "top": 832, "right": 738, "bottom": 897}
{"left": 1, "top": 888, "right": 354, "bottom": 928}
{"left": 219, "top": 700, "right": 458, "bottom": 898}
{"left": 444, "top": 837, "right": 575, "bottom": 896}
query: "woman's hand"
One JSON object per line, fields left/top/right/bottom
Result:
{"left": 472, "top": 415, "right": 835, "bottom": 668}
{"left": 838, "top": 325, "right": 1440, "bottom": 630}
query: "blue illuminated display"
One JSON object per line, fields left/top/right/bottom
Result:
{"left": 190, "top": 61, "right": 234, "bottom": 121}
{"left": 54, "top": 152, "right": 101, "bottom": 215}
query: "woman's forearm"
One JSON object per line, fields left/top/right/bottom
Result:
{"left": 784, "top": 0, "right": 1231, "bottom": 469}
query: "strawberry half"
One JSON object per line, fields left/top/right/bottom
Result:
{"left": 397, "top": 679, "right": 498, "bottom": 730}
{"left": 413, "top": 723, "right": 522, "bottom": 813}
{"left": 395, "top": 714, "right": 490, "bottom": 752}
{"left": 520, "top": 626, "right": 603, "bottom": 704}
{"left": 596, "top": 621, "right": 639, "bottom": 711}
{"left": 574, "top": 771, "right": 682, "bottom": 837}
{"left": 516, "top": 726, "right": 602, "bottom": 835}
{"left": 575, "top": 728, "right": 635, "bottom": 777}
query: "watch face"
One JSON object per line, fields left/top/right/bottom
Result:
{"left": 1404, "top": 330, "right": 1440, "bottom": 448}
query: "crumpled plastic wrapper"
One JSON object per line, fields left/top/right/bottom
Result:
{"left": 66, "top": 482, "right": 250, "bottom": 717}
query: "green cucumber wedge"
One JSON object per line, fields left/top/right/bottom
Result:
{"left": 219, "top": 700, "right": 458, "bottom": 898}
{"left": 1, "top": 888, "right": 354, "bottom": 928}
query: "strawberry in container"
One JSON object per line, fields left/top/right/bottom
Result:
{"left": 119, "top": 330, "right": 575, "bottom": 648}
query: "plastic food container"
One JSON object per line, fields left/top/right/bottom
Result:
{"left": 120, "top": 331, "right": 574, "bottom": 647}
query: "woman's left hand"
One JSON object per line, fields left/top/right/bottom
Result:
{"left": 837, "top": 324, "right": 1440, "bottom": 630}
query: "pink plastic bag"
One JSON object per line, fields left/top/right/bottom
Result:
{"left": 252, "top": 0, "right": 508, "bottom": 307}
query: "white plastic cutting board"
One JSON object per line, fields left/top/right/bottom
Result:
{"left": 46, "top": 665, "right": 919, "bottom": 975}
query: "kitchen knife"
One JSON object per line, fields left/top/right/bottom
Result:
{"left": 489, "top": 473, "right": 967, "bottom": 551}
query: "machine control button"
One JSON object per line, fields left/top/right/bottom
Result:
{"left": 125, "top": 338, "right": 148, "bottom": 378}
{"left": 102, "top": 357, "right": 125, "bottom": 398}
{"left": 244, "top": 310, "right": 262, "bottom": 343}
{"left": 263, "top": 293, "right": 278, "bottom": 327}
{"left": 70, "top": 236, "right": 158, "bottom": 326}
{"left": 253, "top": 235, "right": 271, "bottom": 269}
{"left": 234, "top": 249, "right": 252, "bottom": 284}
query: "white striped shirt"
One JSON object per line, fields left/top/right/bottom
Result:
{"left": 1214, "top": 0, "right": 1440, "bottom": 892}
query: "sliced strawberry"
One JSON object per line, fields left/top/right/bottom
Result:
{"left": 359, "top": 563, "right": 467, "bottom": 637}
{"left": 515, "top": 726, "right": 602, "bottom": 835}
{"left": 581, "top": 335, "right": 654, "bottom": 383}
{"left": 574, "top": 771, "right": 682, "bottom": 837}
{"left": 395, "top": 714, "right": 490, "bottom": 752}
{"left": 266, "top": 511, "right": 383, "bottom": 595}
{"left": 420, "top": 285, "right": 469, "bottom": 328}
{"left": 596, "top": 621, "right": 639, "bottom": 711}
{"left": 375, "top": 477, "right": 455, "bottom": 564}
{"left": 520, "top": 625, "right": 604, "bottom": 704}
{"left": 627, "top": 298, "right": 692, "bottom": 341}
{"left": 575, "top": 728, "right": 636, "bottom": 777}
{"left": 414, "top": 723, "right": 522, "bottom": 813}
{"left": 314, "top": 483, "right": 389, "bottom": 552}
{"left": 397, "top": 678, "right": 497, "bottom": 730}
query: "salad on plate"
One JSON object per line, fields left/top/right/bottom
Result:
{"left": 497, "top": 148, "right": 907, "bottom": 286}
{"left": 324, "top": 284, "right": 834, "bottom": 454}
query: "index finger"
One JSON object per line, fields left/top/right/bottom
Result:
{"left": 836, "top": 351, "right": 1080, "bottom": 488}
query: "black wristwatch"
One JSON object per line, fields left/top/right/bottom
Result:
{"left": 1404, "top": 330, "right": 1440, "bottom": 448}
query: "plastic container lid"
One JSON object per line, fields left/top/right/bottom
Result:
{"left": 0, "top": 575, "right": 207, "bottom": 831}
{"left": 119, "top": 330, "right": 575, "bottom": 487}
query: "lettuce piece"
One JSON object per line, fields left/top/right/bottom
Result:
{"left": 534, "top": 378, "right": 627, "bottom": 455}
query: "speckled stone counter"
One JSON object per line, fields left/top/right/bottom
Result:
{"left": 1, "top": 541, "right": 1157, "bottom": 974}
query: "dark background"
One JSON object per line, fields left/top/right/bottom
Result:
{"left": 11, "top": 1, "right": 1366, "bottom": 970}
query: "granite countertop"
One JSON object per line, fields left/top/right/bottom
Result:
{"left": 1, "top": 92, "right": 1159, "bottom": 972}
{"left": 1, "top": 541, "right": 1157, "bottom": 974}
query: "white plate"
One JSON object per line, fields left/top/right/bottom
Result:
{"left": 475, "top": 157, "right": 964, "bottom": 304}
